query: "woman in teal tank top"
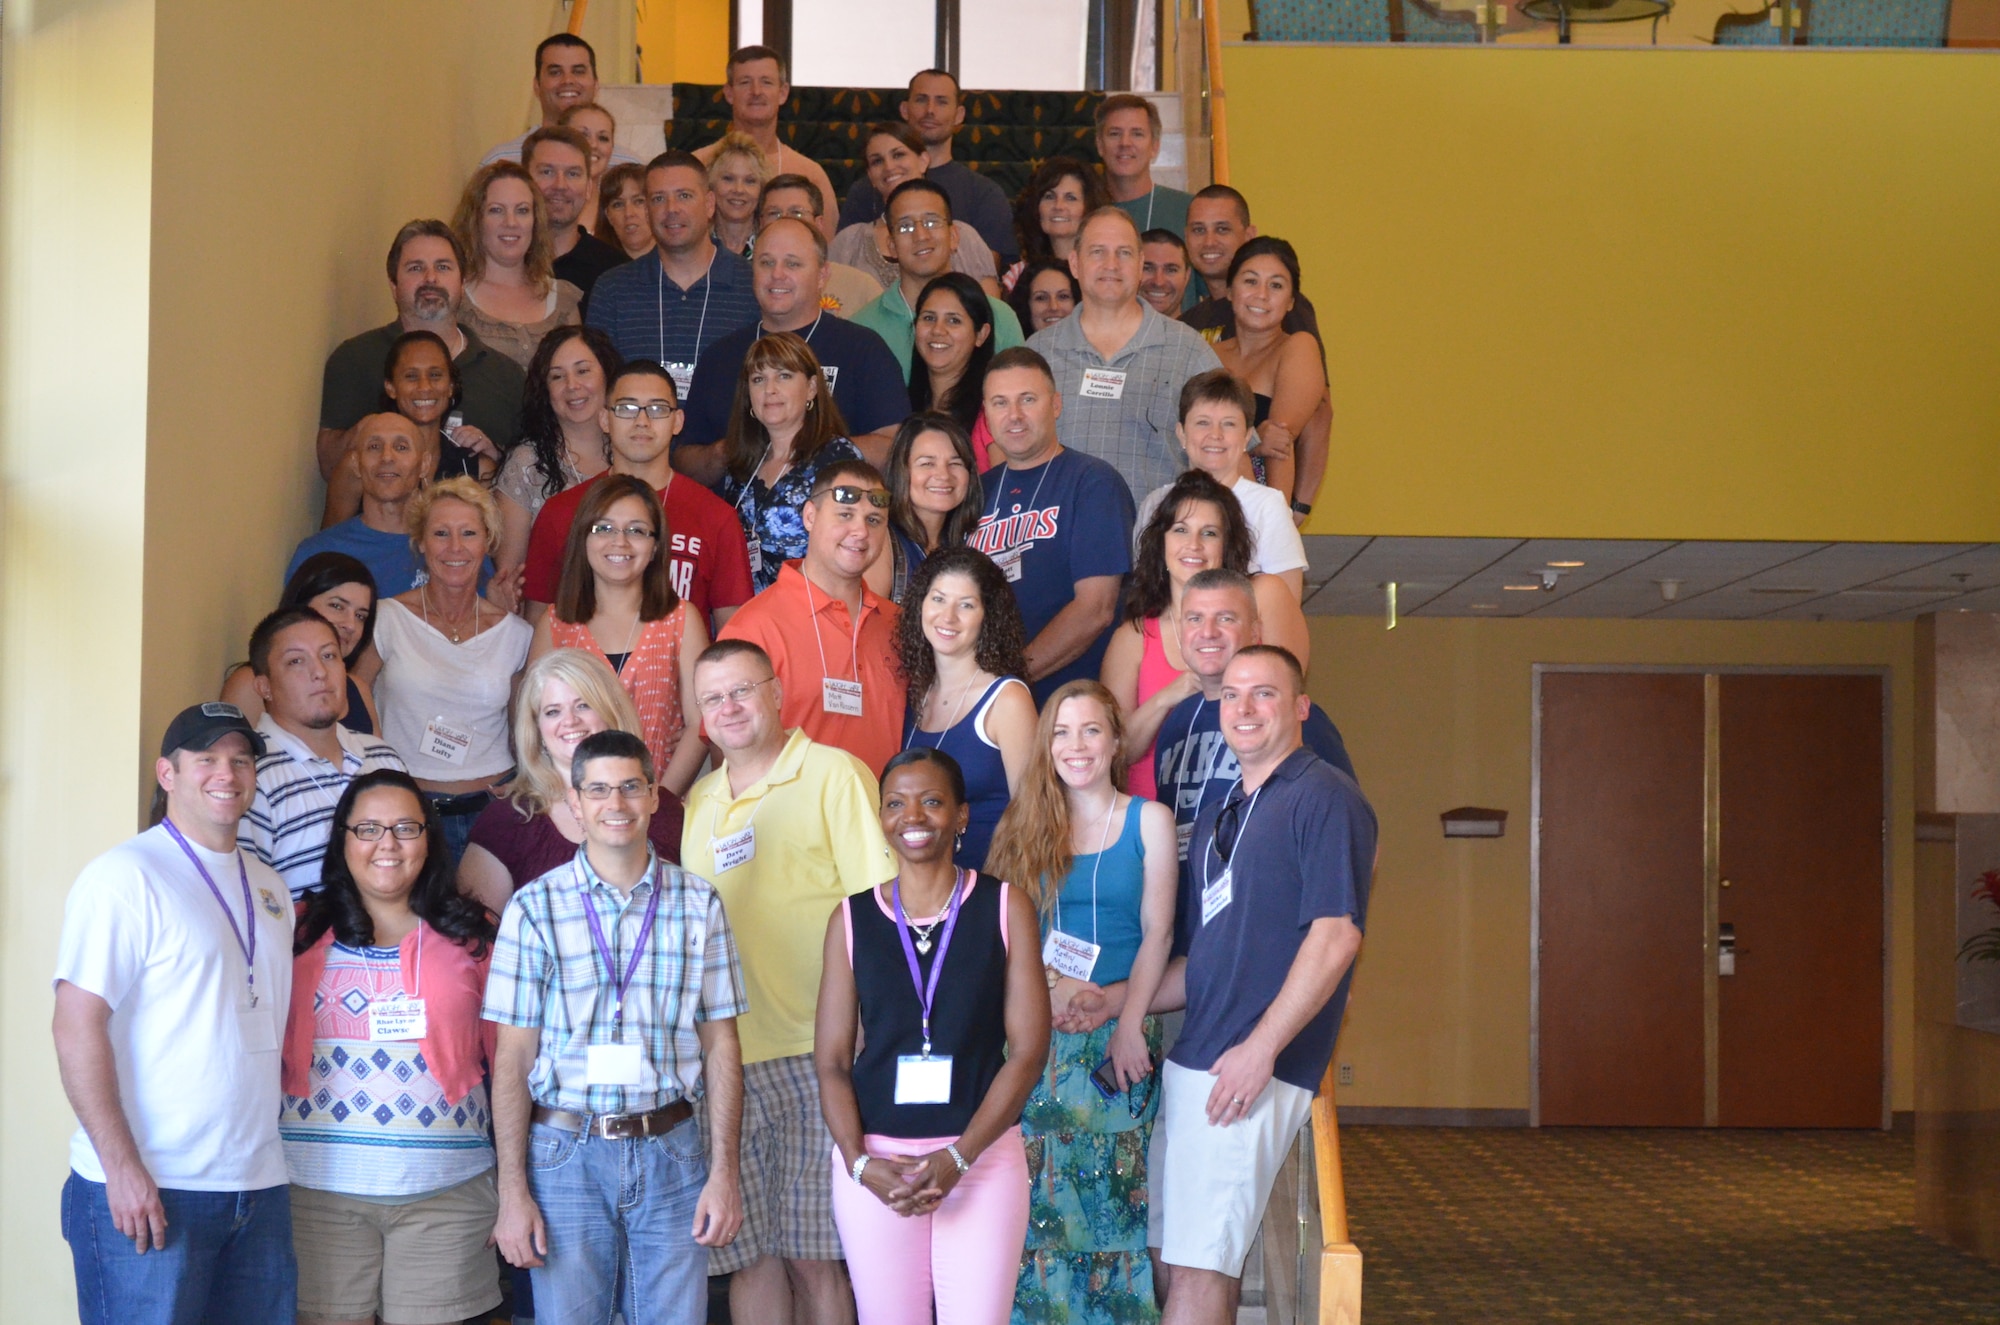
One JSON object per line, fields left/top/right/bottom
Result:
{"left": 988, "top": 680, "right": 1179, "bottom": 1324}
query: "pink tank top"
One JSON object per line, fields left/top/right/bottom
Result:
{"left": 1129, "top": 615, "right": 1181, "bottom": 800}
{"left": 549, "top": 605, "right": 687, "bottom": 779}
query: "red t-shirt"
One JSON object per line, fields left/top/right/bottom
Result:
{"left": 525, "top": 473, "right": 755, "bottom": 624}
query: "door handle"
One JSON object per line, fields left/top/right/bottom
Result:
{"left": 1718, "top": 922, "right": 1737, "bottom": 976}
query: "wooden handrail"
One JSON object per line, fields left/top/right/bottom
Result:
{"left": 1314, "top": 1067, "right": 1364, "bottom": 1323}
{"left": 567, "top": 0, "right": 590, "bottom": 35}
{"left": 1203, "top": 0, "right": 1229, "bottom": 184}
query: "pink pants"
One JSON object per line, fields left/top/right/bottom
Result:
{"left": 829, "top": 1126, "right": 1029, "bottom": 1325}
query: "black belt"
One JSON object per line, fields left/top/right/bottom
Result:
{"left": 532, "top": 1099, "right": 693, "bottom": 1139}
{"left": 425, "top": 788, "right": 496, "bottom": 816}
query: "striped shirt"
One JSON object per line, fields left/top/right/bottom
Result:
{"left": 240, "top": 715, "right": 406, "bottom": 899}
{"left": 584, "top": 246, "right": 758, "bottom": 382}
{"left": 483, "top": 846, "right": 747, "bottom": 1116}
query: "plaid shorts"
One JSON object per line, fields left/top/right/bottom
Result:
{"left": 705, "top": 1052, "right": 843, "bottom": 1272}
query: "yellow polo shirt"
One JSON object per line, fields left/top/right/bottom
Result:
{"left": 682, "top": 728, "right": 896, "bottom": 1064}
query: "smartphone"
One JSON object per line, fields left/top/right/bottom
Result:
{"left": 1090, "top": 1058, "right": 1123, "bottom": 1100}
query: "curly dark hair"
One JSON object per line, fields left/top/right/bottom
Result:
{"left": 1006, "top": 257, "right": 1080, "bottom": 335}
{"left": 1128, "top": 470, "right": 1252, "bottom": 623}
{"left": 296, "top": 769, "right": 496, "bottom": 958}
{"left": 518, "top": 325, "right": 622, "bottom": 500}
{"left": 1012, "top": 156, "right": 1108, "bottom": 267}
{"left": 895, "top": 546, "right": 1028, "bottom": 703}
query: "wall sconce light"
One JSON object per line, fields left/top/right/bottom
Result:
{"left": 1441, "top": 807, "right": 1507, "bottom": 838}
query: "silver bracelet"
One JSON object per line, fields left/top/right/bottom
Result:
{"left": 850, "top": 1154, "right": 872, "bottom": 1184}
{"left": 944, "top": 1143, "right": 970, "bottom": 1175}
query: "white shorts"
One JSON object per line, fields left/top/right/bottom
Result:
{"left": 1147, "top": 1058, "right": 1315, "bottom": 1276}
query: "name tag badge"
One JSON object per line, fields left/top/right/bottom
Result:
{"left": 237, "top": 1002, "right": 278, "bottom": 1053}
{"left": 822, "top": 365, "right": 840, "bottom": 389}
{"left": 1176, "top": 820, "right": 1195, "bottom": 863}
{"left": 420, "top": 715, "right": 473, "bottom": 766}
{"left": 894, "top": 1054, "right": 954, "bottom": 1105}
{"left": 1042, "top": 929, "right": 1101, "bottom": 982}
{"left": 1080, "top": 367, "right": 1128, "bottom": 400}
{"left": 368, "top": 998, "right": 428, "bottom": 1042}
{"left": 1201, "top": 867, "right": 1233, "bottom": 926}
{"left": 712, "top": 825, "right": 756, "bottom": 872}
{"left": 992, "top": 545, "right": 1027, "bottom": 583}
{"left": 587, "top": 1041, "right": 646, "bottom": 1087}
{"left": 822, "top": 677, "right": 864, "bottom": 717}
{"left": 665, "top": 362, "right": 696, "bottom": 398}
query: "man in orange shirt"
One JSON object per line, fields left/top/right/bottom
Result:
{"left": 717, "top": 460, "right": 904, "bottom": 775}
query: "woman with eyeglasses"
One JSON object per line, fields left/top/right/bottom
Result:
{"left": 714, "top": 332, "right": 863, "bottom": 592}
{"left": 281, "top": 768, "right": 503, "bottom": 1325}
{"left": 220, "top": 552, "right": 382, "bottom": 735}
{"left": 829, "top": 122, "right": 999, "bottom": 294}
{"left": 527, "top": 474, "right": 707, "bottom": 800}
{"left": 985, "top": 681, "right": 1177, "bottom": 1325}
{"left": 873, "top": 412, "right": 984, "bottom": 603}
{"left": 816, "top": 747, "right": 1049, "bottom": 1325}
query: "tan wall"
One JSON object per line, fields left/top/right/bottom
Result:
{"left": 1307, "top": 614, "right": 1916, "bottom": 1116}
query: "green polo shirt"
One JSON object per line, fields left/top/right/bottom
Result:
{"left": 848, "top": 282, "right": 1025, "bottom": 381}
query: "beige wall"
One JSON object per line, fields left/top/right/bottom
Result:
{"left": 1307, "top": 614, "right": 1916, "bottom": 1116}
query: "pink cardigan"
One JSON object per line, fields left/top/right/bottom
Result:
{"left": 283, "top": 922, "right": 497, "bottom": 1106}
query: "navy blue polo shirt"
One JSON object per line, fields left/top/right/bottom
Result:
{"left": 1170, "top": 745, "right": 1375, "bottom": 1094}
{"left": 586, "top": 246, "right": 758, "bottom": 384}
{"left": 677, "top": 312, "right": 911, "bottom": 449}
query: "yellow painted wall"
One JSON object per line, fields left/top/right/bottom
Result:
{"left": 639, "top": 0, "right": 731, "bottom": 83}
{"left": 1224, "top": 46, "right": 2000, "bottom": 543}
{"left": 1308, "top": 614, "right": 1916, "bottom": 1116}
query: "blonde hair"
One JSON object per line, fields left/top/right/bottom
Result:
{"left": 452, "top": 160, "right": 556, "bottom": 292}
{"left": 405, "top": 475, "right": 503, "bottom": 558}
{"left": 985, "top": 680, "right": 1129, "bottom": 914}
{"left": 707, "top": 130, "right": 770, "bottom": 187}
{"left": 503, "top": 649, "right": 645, "bottom": 816}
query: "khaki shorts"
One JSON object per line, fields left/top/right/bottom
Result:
{"left": 705, "top": 1052, "right": 843, "bottom": 1273}
{"left": 289, "top": 1171, "right": 502, "bottom": 1323}
{"left": 1148, "top": 1059, "right": 1315, "bottom": 1276}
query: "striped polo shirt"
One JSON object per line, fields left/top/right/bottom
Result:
{"left": 239, "top": 714, "right": 406, "bottom": 899}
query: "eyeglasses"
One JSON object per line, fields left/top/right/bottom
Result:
{"left": 609, "top": 401, "right": 679, "bottom": 419}
{"left": 579, "top": 779, "right": 652, "bottom": 801}
{"left": 818, "top": 485, "right": 889, "bottom": 509}
{"left": 346, "top": 820, "right": 426, "bottom": 841}
{"left": 892, "top": 215, "right": 949, "bottom": 236}
{"left": 588, "top": 521, "right": 657, "bottom": 541}
{"left": 763, "top": 205, "right": 816, "bottom": 222}
{"left": 695, "top": 677, "right": 774, "bottom": 713}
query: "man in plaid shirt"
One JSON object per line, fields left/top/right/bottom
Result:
{"left": 485, "top": 729, "right": 748, "bottom": 1324}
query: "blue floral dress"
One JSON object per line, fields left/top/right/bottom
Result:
{"left": 1014, "top": 796, "right": 1161, "bottom": 1325}
{"left": 715, "top": 436, "right": 862, "bottom": 592}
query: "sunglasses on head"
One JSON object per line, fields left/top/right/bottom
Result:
{"left": 820, "top": 484, "right": 888, "bottom": 509}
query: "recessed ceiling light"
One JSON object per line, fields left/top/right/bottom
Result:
{"left": 1546, "top": 560, "right": 1585, "bottom": 569}
{"left": 1503, "top": 584, "right": 1540, "bottom": 591}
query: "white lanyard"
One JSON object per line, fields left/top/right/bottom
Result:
{"left": 1001, "top": 449, "right": 1060, "bottom": 525}
{"left": 1201, "top": 778, "right": 1265, "bottom": 895}
{"left": 916, "top": 673, "right": 980, "bottom": 746}
{"left": 657, "top": 249, "right": 717, "bottom": 367}
{"left": 1144, "top": 187, "right": 1156, "bottom": 231}
{"left": 707, "top": 788, "right": 768, "bottom": 843}
{"left": 766, "top": 308, "right": 825, "bottom": 346}
{"left": 1056, "top": 792, "right": 1120, "bottom": 947}
{"left": 802, "top": 574, "right": 863, "bottom": 685}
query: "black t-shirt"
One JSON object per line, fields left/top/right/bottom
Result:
{"left": 553, "top": 231, "right": 630, "bottom": 314}
{"left": 318, "top": 321, "right": 525, "bottom": 452}
{"left": 678, "top": 313, "right": 912, "bottom": 449}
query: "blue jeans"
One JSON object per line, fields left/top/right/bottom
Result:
{"left": 527, "top": 1117, "right": 710, "bottom": 1325}
{"left": 62, "top": 1173, "right": 297, "bottom": 1325}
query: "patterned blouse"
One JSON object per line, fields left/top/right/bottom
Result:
{"left": 715, "top": 437, "right": 862, "bottom": 592}
{"left": 548, "top": 605, "right": 689, "bottom": 780}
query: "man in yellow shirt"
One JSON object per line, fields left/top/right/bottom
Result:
{"left": 682, "top": 638, "right": 894, "bottom": 1325}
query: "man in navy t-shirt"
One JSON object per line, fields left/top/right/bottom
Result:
{"left": 1153, "top": 645, "right": 1372, "bottom": 1315}
{"left": 670, "top": 218, "right": 909, "bottom": 481}
{"left": 970, "top": 348, "right": 1136, "bottom": 704}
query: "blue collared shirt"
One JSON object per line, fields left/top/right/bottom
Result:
{"left": 586, "top": 247, "right": 759, "bottom": 381}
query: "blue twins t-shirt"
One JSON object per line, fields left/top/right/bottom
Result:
{"left": 972, "top": 448, "right": 1136, "bottom": 703}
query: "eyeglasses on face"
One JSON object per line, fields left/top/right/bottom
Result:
{"left": 609, "top": 401, "right": 679, "bottom": 419}
{"left": 346, "top": 820, "right": 426, "bottom": 841}
{"left": 578, "top": 778, "right": 652, "bottom": 801}
{"left": 588, "top": 521, "right": 658, "bottom": 541}
{"left": 819, "top": 485, "right": 889, "bottom": 509}
{"left": 892, "top": 215, "right": 949, "bottom": 235}
{"left": 695, "top": 677, "right": 774, "bottom": 714}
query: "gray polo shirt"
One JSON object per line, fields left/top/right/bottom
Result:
{"left": 1027, "top": 302, "right": 1222, "bottom": 499}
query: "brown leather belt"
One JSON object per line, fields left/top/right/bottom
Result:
{"left": 532, "top": 1099, "right": 692, "bottom": 1139}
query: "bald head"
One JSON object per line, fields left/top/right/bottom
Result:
{"left": 353, "top": 412, "right": 425, "bottom": 505}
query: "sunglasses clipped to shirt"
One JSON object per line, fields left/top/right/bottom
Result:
{"left": 818, "top": 484, "right": 888, "bottom": 509}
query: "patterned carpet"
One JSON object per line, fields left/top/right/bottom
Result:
{"left": 1339, "top": 1126, "right": 2000, "bottom": 1324}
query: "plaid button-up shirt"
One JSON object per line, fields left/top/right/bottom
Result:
{"left": 483, "top": 845, "right": 747, "bottom": 1116}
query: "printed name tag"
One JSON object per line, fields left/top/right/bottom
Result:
{"left": 1201, "top": 867, "right": 1233, "bottom": 926}
{"left": 1042, "top": 929, "right": 1101, "bottom": 982}
{"left": 368, "top": 998, "right": 428, "bottom": 1042}
{"left": 238, "top": 1002, "right": 279, "bottom": 1053}
{"left": 420, "top": 716, "right": 473, "bottom": 766}
{"left": 587, "top": 1042, "right": 646, "bottom": 1086}
{"left": 712, "top": 826, "right": 756, "bottom": 872}
{"left": 992, "top": 545, "right": 1027, "bottom": 583}
{"left": 822, "top": 365, "right": 840, "bottom": 388}
{"left": 1176, "top": 820, "right": 1195, "bottom": 862}
{"left": 665, "top": 362, "right": 696, "bottom": 398}
{"left": 1080, "top": 367, "right": 1128, "bottom": 400}
{"left": 894, "top": 1054, "right": 954, "bottom": 1105}
{"left": 822, "top": 677, "right": 864, "bottom": 717}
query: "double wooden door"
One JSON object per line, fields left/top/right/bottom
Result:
{"left": 1536, "top": 670, "right": 1885, "bottom": 1128}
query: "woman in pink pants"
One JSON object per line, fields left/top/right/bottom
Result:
{"left": 815, "top": 748, "right": 1052, "bottom": 1325}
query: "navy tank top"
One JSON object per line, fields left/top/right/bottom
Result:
{"left": 847, "top": 872, "right": 1013, "bottom": 1138}
{"left": 902, "top": 676, "right": 1020, "bottom": 872}
{"left": 344, "top": 675, "right": 374, "bottom": 736}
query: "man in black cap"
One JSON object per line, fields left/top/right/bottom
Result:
{"left": 52, "top": 702, "right": 299, "bottom": 1325}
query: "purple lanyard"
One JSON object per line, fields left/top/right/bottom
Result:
{"left": 893, "top": 870, "right": 967, "bottom": 1058}
{"left": 162, "top": 819, "right": 258, "bottom": 1006}
{"left": 579, "top": 860, "right": 663, "bottom": 1033}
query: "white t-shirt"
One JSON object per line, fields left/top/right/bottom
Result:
{"left": 54, "top": 824, "right": 294, "bottom": 1190}
{"left": 372, "top": 598, "right": 533, "bottom": 782}
{"left": 1136, "top": 475, "right": 1310, "bottom": 578}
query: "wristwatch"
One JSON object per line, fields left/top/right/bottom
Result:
{"left": 944, "top": 1143, "right": 971, "bottom": 1175}
{"left": 850, "top": 1154, "right": 872, "bottom": 1184}
{"left": 1290, "top": 500, "right": 1313, "bottom": 516}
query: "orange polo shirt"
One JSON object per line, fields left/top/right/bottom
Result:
{"left": 718, "top": 560, "right": 906, "bottom": 776}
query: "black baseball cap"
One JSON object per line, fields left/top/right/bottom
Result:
{"left": 159, "top": 702, "right": 266, "bottom": 759}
